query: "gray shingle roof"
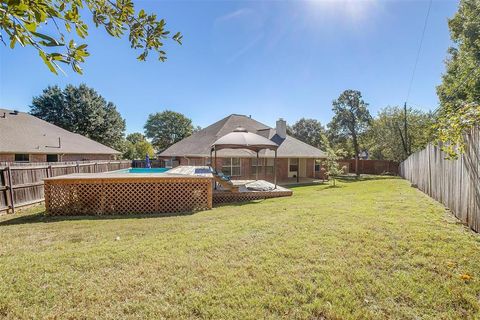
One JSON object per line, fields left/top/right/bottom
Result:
{"left": 160, "top": 114, "right": 326, "bottom": 158}
{"left": 0, "top": 108, "right": 121, "bottom": 154}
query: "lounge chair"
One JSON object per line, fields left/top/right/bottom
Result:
{"left": 211, "top": 168, "right": 239, "bottom": 192}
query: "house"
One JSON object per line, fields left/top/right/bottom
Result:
{"left": 159, "top": 114, "right": 326, "bottom": 182}
{"left": 0, "top": 108, "right": 121, "bottom": 163}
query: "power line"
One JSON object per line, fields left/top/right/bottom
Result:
{"left": 405, "top": 0, "right": 433, "bottom": 105}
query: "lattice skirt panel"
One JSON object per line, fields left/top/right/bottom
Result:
{"left": 45, "top": 180, "right": 212, "bottom": 215}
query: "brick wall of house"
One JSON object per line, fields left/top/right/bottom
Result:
{"left": 164, "top": 156, "right": 311, "bottom": 182}
{"left": 306, "top": 159, "right": 314, "bottom": 178}
{"left": 161, "top": 156, "right": 399, "bottom": 179}
{"left": 0, "top": 153, "right": 116, "bottom": 163}
{"left": 0, "top": 154, "right": 14, "bottom": 162}
{"left": 61, "top": 154, "right": 117, "bottom": 161}
{"left": 30, "top": 154, "right": 47, "bottom": 162}
{"left": 0, "top": 153, "right": 115, "bottom": 162}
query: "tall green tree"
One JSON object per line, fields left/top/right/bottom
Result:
{"left": 144, "top": 110, "right": 193, "bottom": 151}
{"left": 123, "top": 132, "right": 155, "bottom": 160}
{"left": 364, "top": 107, "right": 435, "bottom": 162}
{"left": 328, "top": 90, "right": 372, "bottom": 176}
{"left": 288, "top": 118, "right": 325, "bottom": 150}
{"left": 436, "top": 0, "right": 480, "bottom": 158}
{"left": 30, "top": 84, "right": 126, "bottom": 150}
{"left": 0, "top": 0, "right": 182, "bottom": 75}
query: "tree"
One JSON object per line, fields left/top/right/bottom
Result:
{"left": 328, "top": 90, "right": 372, "bottom": 176}
{"left": 126, "top": 132, "right": 146, "bottom": 145}
{"left": 363, "top": 107, "right": 435, "bottom": 162}
{"left": 30, "top": 84, "right": 126, "bottom": 150}
{"left": 0, "top": 0, "right": 182, "bottom": 75}
{"left": 288, "top": 118, "right": 326, "bottom": 150}
{"left": 123, "top": 133, "right": 155, "bottom": 160}
{"left": 436, "top": 0, "right": 480, "bottom": 158}
{"left": 144, "top": 110, "right": 193, "bottom": 151}
{"left": 321, "top": 136, "right": 346, "bottom": 187}
{"left": 193, "top": 125, "right": 202, "bottom": 133}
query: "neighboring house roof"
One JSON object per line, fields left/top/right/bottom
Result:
{"left": 160, "top": 114, "right": 326, "bottom": 158}
{"left": 0, "top": 108, "right": 121, "bottom": 154}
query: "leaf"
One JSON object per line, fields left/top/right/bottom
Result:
{"left": 30, "top": 31, "right": 60, "bottom": 45}
{"left": 25, "top": 22, "right": 37, "bottom": 32}
{"left": 39, "top": 51, "right": 58, "bottom": 75}
{"left": 9, "top": 37, "right": 16, "bottom": 49}
{"left": 7, "top": 0, "right": 21, "bottom": 6}
{"left": 72, "top": 62, "right": 83, "bottom": 75}
{"left": 137, "top": 52, "right": 147, "bottom": 61}
{"left": 460, "top": 273, "right": 472, "bottom": 281}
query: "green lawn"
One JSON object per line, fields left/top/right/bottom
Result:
{"left": 1, "top": 176, "right": 480, "bottom": 319}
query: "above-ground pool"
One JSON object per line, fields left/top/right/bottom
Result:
{"left": 113, "top": 168, "right": 170, "bottom": 174}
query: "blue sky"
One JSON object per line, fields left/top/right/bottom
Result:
{"left": 0, "top": 0, "right": 459, "bottom": 134}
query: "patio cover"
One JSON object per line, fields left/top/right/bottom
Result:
{"left": 211, "top": 127, "right": 279, "bottom": 187}
{"left": 212, "top": 127, "right": 279, "bottom": 152}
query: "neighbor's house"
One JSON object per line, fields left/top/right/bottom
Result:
{"left": 0, "top": 108, "right": 121, "bottom": 163}
{"left": 159, "top": 114, "right": 326, "bottom": 182}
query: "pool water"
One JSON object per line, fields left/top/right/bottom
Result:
{"left": 114, "top": 168, "right": 170, "bottom": 174}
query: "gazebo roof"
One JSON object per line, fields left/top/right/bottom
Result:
{"left": 211, "top": 127, "right": 278, "bottom": 152}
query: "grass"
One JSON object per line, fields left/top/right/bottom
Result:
{"left": 1, "top": 176, "right": 480, "bottom": 319}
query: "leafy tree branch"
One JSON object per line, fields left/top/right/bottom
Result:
{"left": 0, "top": 0, "right": 182, "bottom": 74}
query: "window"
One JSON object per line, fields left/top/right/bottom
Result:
{"left": 315, "top": 159, "right": 322, "bottom": 172}
{"left": 265, "top": 158, "right": 274, "bottom": 175}
{"left": 251, "top": 158, "right": 274, "bottom": 175}
{"left": 222, "top": 158, "right": 241, "bottom": 176}
{"left": 251, "top": 157, "right": 263, "bottom": 174}
{"left": 14, "top": 154, "right": 29, "bottom": 162}
{"left": 47, "top": 154, "right": 59, "bottom": 162}
{"left": 289, "top": 158, "right": 298, "bottom": 172}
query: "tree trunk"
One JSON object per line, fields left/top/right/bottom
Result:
{"left": 355, "top": 156, "right": 359, "bottom": 177}
{"left": 352, "top": 136, "right": 360, "bottom": 177}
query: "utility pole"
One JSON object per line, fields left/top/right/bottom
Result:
{"left": 404, "top": 102, "right": 409, "bottom": 156}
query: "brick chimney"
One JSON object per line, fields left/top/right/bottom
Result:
{"left": 276, "top": 118, "right": 287, "bottom": 139}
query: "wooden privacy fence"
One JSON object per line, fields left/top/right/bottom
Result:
{"left": 44, "top": 174, "right": 212, "bottom": 215}
{"left": 341, "top": 159, "right": 399, "bottom": 175}
{"left": 0, "top": 160, "right": 131, "bottom": 213}
{"left": 399, "top": 127, "right": 480, "bottom": 232}
{"left": 131, "top": 159, "right": 165, "bottom": 168}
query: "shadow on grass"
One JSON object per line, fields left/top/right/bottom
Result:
{"left": 213, "top": 199, "right": 266, "bottom": 208}
{"left": 286, "top": 175, "right": 400, "bottom": 189}
{"left": 287, "top": 182, "right": 327, "bottom": 189}
{"left": 0, "top": 210, "right": 197, "bottom": 226}
{"left": 0, "top": 197, "right": 278, "bottom": 226}
{"left": 322, "top": 185, "right": 344, "bottom": 190}
{"left": 336, "top": 174, "right": 400, "bottom": 184}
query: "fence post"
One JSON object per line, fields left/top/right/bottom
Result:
{"left": 76, "top": 162, "right": 80, "bottom": 173}
{"left": 6, "top": 166, "right": 15, "bottom": 214}
{"left": 1, "top": 169, "right": 11, "bottom": 213}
